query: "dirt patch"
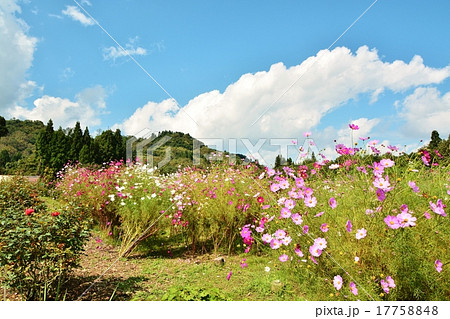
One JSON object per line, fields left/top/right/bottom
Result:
{"left": 64, "top": 237, "right": 145, "bottom": 301}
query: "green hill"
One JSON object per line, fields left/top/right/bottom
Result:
{"left": 0, "top": 118, "right": 248, "bottom": 176}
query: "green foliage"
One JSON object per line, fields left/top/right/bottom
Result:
{"left": 0, "top": 177, "right": 91, "bottom": 300}
{"left": 0, "top": 116, "right": 8, "bottom": 137}
{"left": 161, "top": 286, "right": 230, "bottom": 301}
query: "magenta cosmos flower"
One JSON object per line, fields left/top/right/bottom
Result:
{"left": 346, "top": 220, "right": 352, "bottom": 232}
{"left": 435, "top": 260, "right": 443, "bottom": 273}
{"left": 333, "top": 275, "right": 343, "bottom": 290}
{"left": 349, "top": 282, "right": 358, "bottom": 296}
{"left": 355, "top": 228, "right": 367, "bottom": 240}
{"left": 349, "top": 124, "right": 359, "bottom": 130}
{"left": 320, "top": 223, "right": 329, "bottom": 233}
{"left": 226, "top": 271, "right": 232, "bottom": 281}
{"left": 384, "top": 215, "right": 400, "bottom": 229}
{"left": 328, "top": 197, "right": 337, "bottom": 209}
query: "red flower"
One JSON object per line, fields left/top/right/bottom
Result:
{"left": 51, "top": 211, "right": 60, "bottom": 217}
{"left": 25, "top": 208, "right": 34, "bottom": 216}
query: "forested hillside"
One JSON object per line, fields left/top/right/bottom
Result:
{"left": 0, "top": 117, "right": 245, "bottom": 177}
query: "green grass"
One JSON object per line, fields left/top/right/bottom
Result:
{"left": 125, "top": 254, "right": 307, "bottom": 301}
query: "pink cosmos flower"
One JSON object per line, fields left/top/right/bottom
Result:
{"left": 291, "top": 213, "right": 303, "bottom": 225}
{"left": 384, "top": 215, "right": 400, "bottom": 229}
{"left": 282, "top": 236, "right": 292, "bottom": 246}
{"left": 314, "top": 237, "right": 327, "bottom": 250}
{"left": 226, "top": 271, "right": 232, "bottom": 281}
{"left": 262, "top": 204, "right": 270, "bottom": 210}
{"left": 303, "top": 187, "right": 313, "bottom": 197}
{"left": 320, "top": 223, "right": 329, "bottom": 233}
{"left": 328, "top": 197, "right": 337, "bottom": 209}
{"left": 372, "top": 162, "right": 384, "bottom": 177}
{"left": 285, "top": 199, "right": 296, "bottom": 210}
{"left": 408, "top": 181, "right": 420, "bottom": 193}
{"left": 359, "top": 136, "right": 369, "bottom": 141}
{"left": 400, "top": 204, "right": 408, "bottom": 213}
{"left": 262, "top": 233, "right": 273, "bottom": 244}
{"left": 240, "top": 259, "right": 248, "bottom": 269}
{"left": 435, "top": 259, "right": 443, "bottom": 273}
{"left": 349, "top": 282, "right": 358, "bottom": 296}
{"left": 355, "top": 228, "right": 367, "bottom": 240}
{"left": 346, "top": 220, "right": 352, "bottom": 232}
{"left": 270, "top": 183, "right": 280, "bottom": 192}
{"left": 310, "top": 256, "right": 318, "bottom": 264}
{"left": 295, "top": 178, "right": 305, "bottom": 188}
{"left": 386, "top": 276, "right": 396, "bottom": 288}
{"left": 267, "top": 168, "right": 276, "bottom": 177}
{"left": 279, "top": 179, "right": 290, "bottom": 189}
{"left": 270, "top": 239, "right": 281, "bottom": 250}
{"left": 255, "top": 226, "right": 264, "bottom": 233}
{"left": 430, "top": 199, "right": 447, "bottom": 217}
{"left": 280, "top": 207, "right": 292, "bottom": 218}
{"left": 279, "top": 254, "right": 289, "bottom": 262}
{"left": 314, "top": 211, "right": 324, "bottom": 217}
{"left": 380, "top": 158, "right": 395, "bottom": 168}
{"left": 274, "top": 229, "right": 286, "bottom": 239}
{"left": 333, "top": 275, "right": 343, "bottom": 290}
{"left": 294, "top": 246, "right": 304, "bottom": 257}
{"left": 304, "top": 196, "right": 317, "bottom": 208}
{"left": 424, "top": 211, "right": 431, "bottom": 219}
{"left": 309, "top": 244, "right": 322, "bottom": 257}
{"left": 303, "top": 132, "right": 311, "bottom": 137}
{"left": 349, "top": 124, "right": 359, "bottom": 130}
{"left": 397, "top": 212, "right": 417, "bottom": 228}
{"left": 373, "top": 177, "right": 390, "bottom": 191}
{"left": 380, "top": 279, "right": 390, "bottom": 294}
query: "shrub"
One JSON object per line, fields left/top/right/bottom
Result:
{"left": 0, "top": 177, "right": 91, "bottom": 300}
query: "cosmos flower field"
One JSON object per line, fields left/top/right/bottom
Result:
{"left": 1, "top": 127, "right": 448, "bottom": 300}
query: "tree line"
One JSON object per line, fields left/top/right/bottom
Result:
{"left": 35, "top": 120, "right": 126, "bottom": 177}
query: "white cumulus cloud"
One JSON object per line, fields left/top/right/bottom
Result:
{"left": 10, "top": 85, "right": 108, "bottom": 129}
{"left": 398, "top": 87, "right": 450, "bottom": 138}
{"left": 117, "top": 46, "right": 449, "bottom": 138}
{"left": 0, "top": 0, "right": 38, "bottom": 112}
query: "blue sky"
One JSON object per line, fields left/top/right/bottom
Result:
{"left": 1, "top": 0, "right": 449, "bottom": 164}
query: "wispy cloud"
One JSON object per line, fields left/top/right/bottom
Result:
{"left": 62, "top": 5, "right": 94, "bottom": 26}
{"left": 103, "top": 37, "right": 148, "bottom": 61}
